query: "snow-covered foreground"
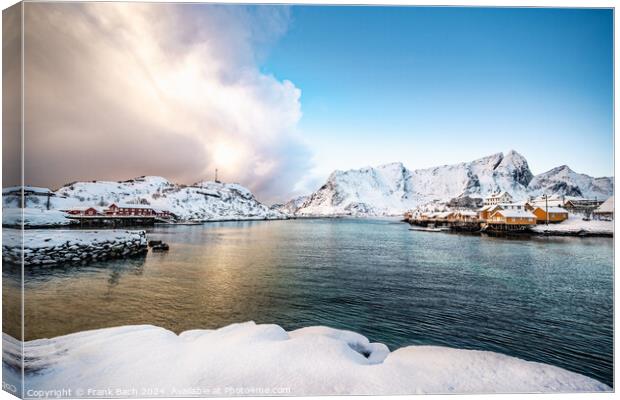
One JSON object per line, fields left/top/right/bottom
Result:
{"left": 3, "top": 322, "right": 609, "bottom": 397}
{"left": 532, "top": 215, "right": 613, "bottom": 235}
{"left": 2, "top": 208, "right": 75, "bottom": 227}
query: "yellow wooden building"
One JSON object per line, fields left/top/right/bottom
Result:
{"left": 452, "top": 210, "right": 479, "bottom": 222}
{"left": 487, "top": 210, "right": 537, "bottom": 225}
{"left": 478, "top": 204, "right": 502, "bottom": 220}
{"left": 527, "top": 206, "right": 569, "bottom": 223}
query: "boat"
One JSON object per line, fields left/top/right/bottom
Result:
{"left": 152, "top": 243, "right": 170, "bottom": 251}
{"left": 409, "top": 226, "right": 443, "bottom": 232}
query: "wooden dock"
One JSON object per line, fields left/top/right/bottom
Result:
{"left": 66, "top": 215, "right": 171, "bottom": 227}
{"left": 405, "top": 217, "right": 534, "bottom": 234}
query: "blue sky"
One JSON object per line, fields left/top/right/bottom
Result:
{"left": 261, "top": 6, "right": 613, "bottom": 184}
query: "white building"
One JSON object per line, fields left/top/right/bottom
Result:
{"left": 483, "top": 191, "right": 513, "bottom": 206}
{"left": 498, "top": 202, "right": 527, "bottom": 211}
{"left": 529, "top": 194, "right": 565, "bottom": 208}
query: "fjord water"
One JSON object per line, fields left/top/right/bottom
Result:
{"left": 5, "top": 219, "right": 613, "bottom": 386}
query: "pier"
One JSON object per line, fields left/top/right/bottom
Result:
{"left": 404, "top": 211, "right": 536, "bottom": 234}
{"left": 64, "top": 202, "right": 174, "bottom": 227}
{"left": 66, "top": 215, "right": 170, "bottom": 228}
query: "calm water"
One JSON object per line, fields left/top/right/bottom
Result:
{"left": 3, "top": 219, "right": 614, "bottom": 386}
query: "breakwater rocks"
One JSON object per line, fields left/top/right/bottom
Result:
{"left": 2, "top": 230, "right": 148, "bottom": 266}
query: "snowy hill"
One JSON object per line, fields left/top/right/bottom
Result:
{"left": 6, "top": 176, "right": 284, "bottom": 222}
{"left": 286, "top": 151, "right": 613, "bottom": 217}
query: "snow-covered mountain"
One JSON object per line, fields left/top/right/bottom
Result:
{"left": 281, "top": 151, "right": 613, "bottom": 217}
{"left": 290, "top": 162, "right": 414, "bottom": 216}
{"left": 527, "top": 165, "right": 613, "bottom": 199}
{"left": 270, "top": 195, "right": 310, "bottom": 216}
{"left": 6, "top": 176, "right": 285, "bottom": 221}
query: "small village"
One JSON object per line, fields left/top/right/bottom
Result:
{"left": 62, "top": 203, "right": 175, "bottom": 226}
{"left": 404, "top": 191, "right": 614, "bottom": 235}
{"left": 2, "top": 185, "right": 177, "bottom": 227}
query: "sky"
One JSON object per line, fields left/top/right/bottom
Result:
{"left": 262, "top": 6, "right": 614, "bottom": 193}
{"left": 7, "top": 4, "right": 613, "bottom": 203}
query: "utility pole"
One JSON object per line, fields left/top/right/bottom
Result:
{"left": 545, "top": 194, "right": 549, "bottom": 226}
{"left": 215, "top": 168, "right": 218, "bottom": 183}
{"left": 593, "top": 196, "right": 598, "bottom": 220}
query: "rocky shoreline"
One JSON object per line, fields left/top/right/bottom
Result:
{"left": 534, "top": 230, "right": 613, "bottom": 238}
{"left": 2, "top": 229, "right": 148, "bottom": 266}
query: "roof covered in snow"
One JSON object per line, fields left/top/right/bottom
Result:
{"left": 455, "top": 211, "right": 478, "bottom": 216}
{"left": 111, "top": 203, "right": 155, "bottom": 209}
{"left": 479, "top": 204, "right": 502, "bottom": 212}
{"left": 487, "top": 191, "right": 512, "bottom": 199}
{"left": 595, "top": 196, "right": 614, "bottom": 213}
{"left": 531, "top": 206, "right": 568, "bottom": 214}
{"left": 61, "top": 206, "right": 105, "bottom": 212}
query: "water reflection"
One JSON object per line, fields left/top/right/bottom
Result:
{"left": 4, "top": 219, "right": 614, "bottom": 387}
{"left": 3, "top": 254, "right": 147, "bottom": 285}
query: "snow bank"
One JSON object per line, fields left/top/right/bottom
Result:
{"left": 4, "top": 322, "right": 609, "bottom": 397}
{"left": 2, "top": 208, "right": 76, "bottom": 227}
{"left": 532, "top": 214, "right": 613, "bottom": 235}
{"left": 2, "top": 229, "right": 147, "bottom": 266}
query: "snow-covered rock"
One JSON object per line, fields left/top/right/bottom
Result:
{"left": 5, "top": 176, "right": 285, "bottom": 222}
{"left": 288, "top": 151, "right": 613, "bottom": 217}
{"left": 3, "top": 321, "right": 609, "bottom": 396}
{"left": 2, "top": 229, "right": 147, "bottom": 266}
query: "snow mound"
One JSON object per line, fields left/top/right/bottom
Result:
{"left": 3, "top": 229, "right": 146, "bottom": 249}
{"left": 2, "top": 208, "right": 76, "bottom": 227}
{"left": 4, "top": 322, "right": 609, "bottom": 396}
{"left": 531, "top": 215, "right": 613, "bottom": 235}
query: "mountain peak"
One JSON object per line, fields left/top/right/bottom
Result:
{"left": 376, "top": 162, "right": 406, "bottom": 172}
{"left": 541, "top": 165, "right": 575, "bottom": 176}
{"left": 378, "top": 161, "right": 405, "bottom": 168}
{"left": 502, "top": 150, "right": 528, "bottom": 163}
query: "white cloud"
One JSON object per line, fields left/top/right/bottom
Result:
{"left": 22, "top": 3, "right": 311, "bottom": 203}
